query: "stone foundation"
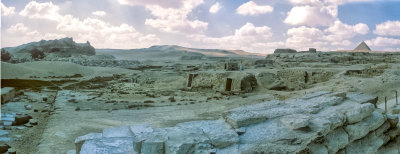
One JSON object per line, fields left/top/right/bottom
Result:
{"left": 73, "top": 91, "right": 400, "bottom": 154}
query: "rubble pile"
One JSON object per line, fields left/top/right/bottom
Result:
{"left": 72, "top": 91, "right": 400, "bottom": 153}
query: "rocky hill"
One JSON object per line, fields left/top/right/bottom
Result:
{"left": 2, "top": 37, "right": 95, "bottom": 60}
{"left": 96, "top": 45, "right": 263, "bottom": 61}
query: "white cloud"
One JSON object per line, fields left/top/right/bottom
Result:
{"left": 1, "top": 2, "right": 15, "bottom": 16}
{"left": 285, "top": 20, "right": 369, "bottom": 50}
{"left": 5, "top": 1, "right": 160, "bottom": 49}
{"left": 366, "top": 37, "right": 400, "bottom": 47}
{"left": 19, "top": 1, "right": 62, "bottom": 21}
{"left": 373, "top": 21, "right": 400, "bottom": 36}
{"left": 6, "top": 23, "right": 29, "bottom": 33}
{"left": 236, "top": 1, "right": 273, "bottom": 16}
{"left": 3, "top": 23, "right": 66, "bottom": 47}
{"left": 209, "top": 2, "right": 222, "bottom": 14}
{"left": 189, "top": 23, "right": 277, "bottom": 53}
{"left": 324, "top": 20, "right": 369, "bottom": 42}
{"left": 118, "top": 0, "right": 183, "bottom": 8}
{"left": 92, "top": 11, "right": 106, "bottom": 17}
{"left": 144, "top": 0, "right": 208, "bottom": 34}
{"left": 284, "top": 5, "right": 336, "bottom": 26}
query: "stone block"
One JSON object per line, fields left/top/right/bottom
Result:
{"left": 75, "top": 133, "right": 102, "bottom": 154}
{"left": 324, "top": 128, "right": 348, "bottom": 153}
{"left": 345, "top": 111, "right": 385, "bottom": 142}
{"left": 345, "top": 103, "right": 375, "bottom": 124}
{"left": 280, "top": 114, "right": 310, "bottom": 129}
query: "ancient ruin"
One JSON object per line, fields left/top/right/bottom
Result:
{"left": 1, "top": 1, "right": 400, "bottom": 153}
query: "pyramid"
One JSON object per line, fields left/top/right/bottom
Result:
{"left": 353, "top": 41, "right": 371, "bottom": 51}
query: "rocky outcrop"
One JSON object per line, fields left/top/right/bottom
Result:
{"left": 73, "top": 91, "right": 400, "bottom": 153}
{"left": 3, "top": 37, "right": 95, "bottom": 59}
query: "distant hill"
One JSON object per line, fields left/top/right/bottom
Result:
{"left": 2, "top": 37, "right": 95, "bottom": 59}
{"left": 96, "top": 45, "right": 264, "bottom": 61}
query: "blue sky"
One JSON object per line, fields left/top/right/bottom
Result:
{"left": 1, "top": 0, "right": 400, "bottom": 53}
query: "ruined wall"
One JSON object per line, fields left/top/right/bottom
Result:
{"left": 189, "top": 72, "right": 257, "bottom": 92}
{"left": 272, "top": 70, "right": 336, "bottom": 91}
{"left": 72, "top": 91, "right": 400, "bottom": 154}
{"left": 266, "top": 52, "right": 400, "bottom": 65}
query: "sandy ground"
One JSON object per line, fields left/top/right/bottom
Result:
{"left": 1, "top": 59, "right": 400, "bottom": 153}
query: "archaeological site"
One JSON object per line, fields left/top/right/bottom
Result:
{"left": 1, "top": 37, "right": 400, "bottom": 154}
{"left": 2, "top": 0, "right": 400, "bottom": 153}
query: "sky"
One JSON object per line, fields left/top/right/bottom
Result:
{"left": 1, "top": 0, "right": 400, "bottom": 54}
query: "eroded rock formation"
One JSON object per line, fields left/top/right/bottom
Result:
{"left": 73, "top": 91, "right": 400, "bottom": 153}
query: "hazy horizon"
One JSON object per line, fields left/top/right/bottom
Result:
{"left": 1, "top": 0, "right": 400, "bottom": 54}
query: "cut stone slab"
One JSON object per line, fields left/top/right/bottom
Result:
{"left": 280, "top": 114, "right": 310, "bottom": 129}
{"left": 345, "top": 111, "right": 386, "bottom": 142}
{"left": 75, "top": 133, "right": 102, "bottom": 153}
{"left": 177, "top": 120, "right": 239, "bottom": 148}
{"left": 345, "top": 103, "right": 375, "bottom": 124}
{"left": 129, "top": 124, "right": 153, "bottom": 139}
{"left": 324, "top": 128, "right": 349, "bottom": 153}
{"left": 79, "top": 137, "right": 136, "bottom": 154}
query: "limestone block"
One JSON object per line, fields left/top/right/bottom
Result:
{"left": 177, "top": 120, "right": 239, "bottom": 148}
{"left": 280, "top": 114, "right": 310, "bottom": 129}
{"left": 347, "top": 92, "right": 378, "bottom": 106}
{"left": 164, "top": 127, "right": 210, "bottom": 153}
{"left": 345, "top": 103, "right": 375, "bottom": 124}
{"left": 129, "top": 124, "right": 153, "bottom": 139}
{"left": 308, "top": 144, "right": 328, "bottom": 154}
{"left": 80, "top": 137, "right": 136, "bottom": 154}
{"left": 74, "top": 133, "right": 102, "bottom": 154}
{"left": 344, "top": 132, "right": 389, "bottom": 154}
{"left": 223, "top": 110, "right": 267, "bottom": 128}
{"left": 374, "top": 121, "right": 391, "bottom": 136}
{"left": 324, "top": 128, "right": 348, "bottom": 153}
{"left": 345, "top": 111, "right": 385, "bottom": 142}
{"left": 141, "top": 129, "right": 167, "bottom": 154}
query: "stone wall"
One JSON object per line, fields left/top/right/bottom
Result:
{"left": 72, "top": 91, "right": 400, "bottom": 154}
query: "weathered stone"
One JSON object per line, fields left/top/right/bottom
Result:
{"left": 280, "top": 114, "right": 310, "bottom": 129}
{"left": 223, "top": 110, "right": 267, "bottom": 129}
{"left": 24, "top": 105, "right": 32, "bottom": 110}
{"left": 29, "top": 119, "right": 38, "bottom": 125}
{"left": 386, "top": 114, "right": 399, "bottom": 127}
{"left": 129, "top": 124, "right": 153, "bottom": 139}
{"left": 345, "top": 103, "right": 375, "bottom": 124}
{"left": 345, "top": 111, "right": 385, "bottom": 142}
{"left": 177, "top": 120, "right": 239, "bottom": 148}
{"left": 75, "top": 133, "right": 102, "bottom": 153}
{"left": 308, "top": 144, "right": 328, "bottom": 154}
{"left": 345, "top": 131, "right": 389, "bottom": 154}
{"left": 141, "top": 129, "right": 167, "bottom": 154}
{"left": 7, "top": 148, "right": 16, "bottom": 154}
{"left": 324, "top": 128, "right": 348, "bottom": 153}
{"left": 14, "top": 114, "right": 32, "bottom": 125}
{"left": 80, "top": 137, "right": 135, "bottom": 154}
